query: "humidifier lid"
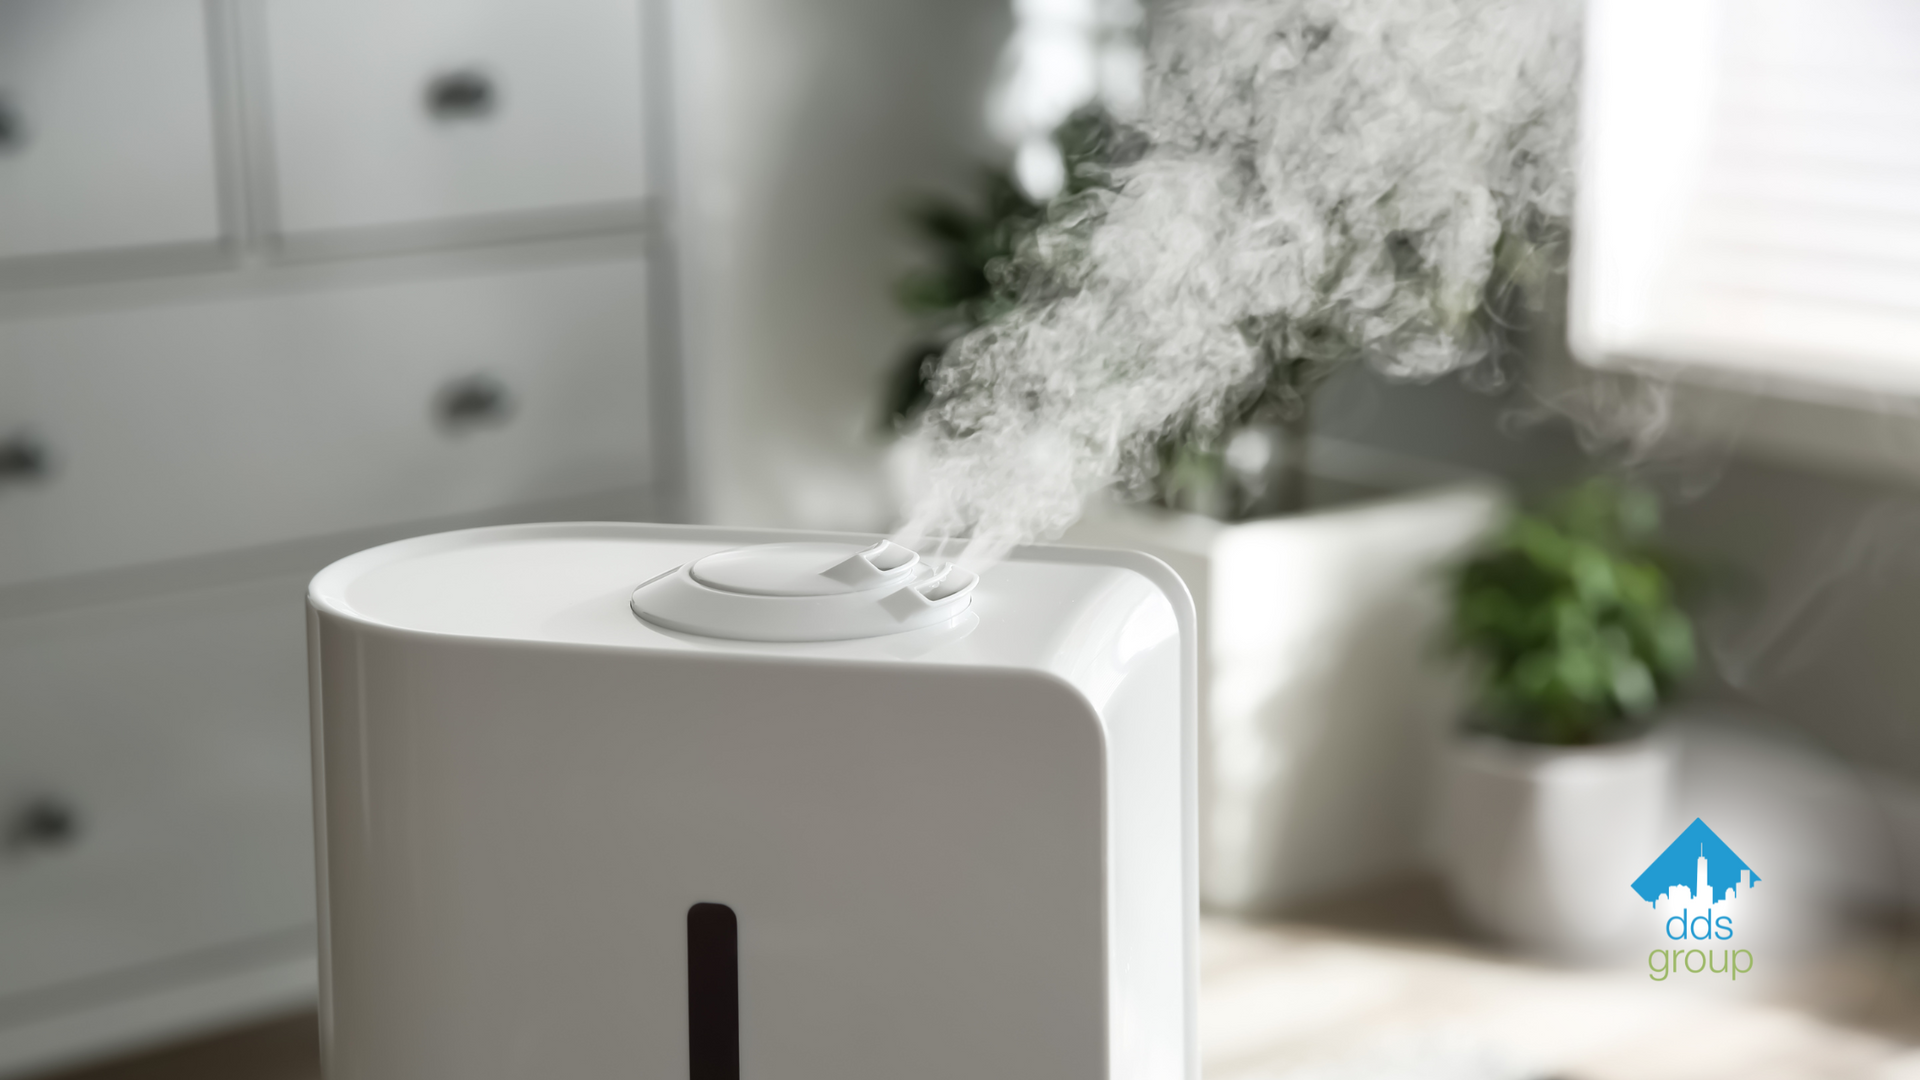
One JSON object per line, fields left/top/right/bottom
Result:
{"left": 631, "top": 540, "right": 979, "bottom": 642}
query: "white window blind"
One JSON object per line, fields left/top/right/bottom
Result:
{"left": 1572, "top": 0, "right": 1920, "bottom": 398}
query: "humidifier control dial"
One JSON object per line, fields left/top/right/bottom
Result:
{"left": 631, "top": 540, "right": 977, "bottom": 642}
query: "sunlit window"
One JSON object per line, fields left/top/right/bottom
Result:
{"left": 1571, "top": 0, "right": 1920, "bottom": 399}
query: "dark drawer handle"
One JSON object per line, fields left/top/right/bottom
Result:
{"left": 6, "top": 795, "right": 80, "bottom": 855}
{"left": 436, "top": 374, "right": 513, "bottom": 431}
{"left": 0, "top": 96, "right": 22, "bottom": 153}
{"left": 425, "top": 69, "right": 497, "bottom": 121}
{"left": 0, "top": 433, "right": 48, "bottom": 483}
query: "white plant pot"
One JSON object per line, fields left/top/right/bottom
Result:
{"left": 1063, "top": 439, "right": 1506, "bottom": 913}
{"left": 1436, "top": 733, "right": 1675, "bottom": 960}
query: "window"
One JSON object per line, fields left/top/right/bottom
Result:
{"left": 1572, "top": 0, "right": 1920, "bottom": 401}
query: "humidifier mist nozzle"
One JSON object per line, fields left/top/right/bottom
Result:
{"left": 631, "top": 540, "right": 978, "bottom": 642}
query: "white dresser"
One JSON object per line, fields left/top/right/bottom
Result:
{"left": 0, "top": 0, "right": 676, "bottom": 1073}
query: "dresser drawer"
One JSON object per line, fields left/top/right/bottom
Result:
{"left": 0, "top": 574, "right": 313, "bottom": 1009}
{"left": 0, "top": 0, "right": 224, "bottom": 261}
{"left": 0, "top": 258, "right": 651, "bottom": 589}
{"left": 258, "top": 0, "right": 647, "bottom": 238}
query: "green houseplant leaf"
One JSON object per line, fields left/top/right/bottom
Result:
{"left": 1450, "top": 478, "right": 1697, "bottom": 746}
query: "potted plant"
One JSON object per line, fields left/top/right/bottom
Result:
{"left": 1066, "top": 442, "right": 1506, "bottom": 914}
{"left": 885, "top": 2, "right": 1580, "bottom": 913}
{"left": 1437, "top": 478, "right": 1697, "bottom": 958}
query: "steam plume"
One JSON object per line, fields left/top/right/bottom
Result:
{"left": 898, "top": 0, "right": 1582, "bottom": 563}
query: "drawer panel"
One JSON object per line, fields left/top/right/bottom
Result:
{"left": 260, "top": 0, "right": 647, "bottom": 237}
{"left": 0, "top": 258, "right": 651, "bottom": 589}
{"left": 0, "top": 0, "right": 224, "bottom": 261}
{"left": 0, "top": 574, "right": 313, "bottom": 1005}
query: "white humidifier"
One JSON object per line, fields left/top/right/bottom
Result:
{"left": 306, "top": 522, "right": 1196, "bottom": 1080}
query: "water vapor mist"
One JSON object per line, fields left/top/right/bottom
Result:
{"left": 898, "top": 0, "right": 1582, "bottom": 564}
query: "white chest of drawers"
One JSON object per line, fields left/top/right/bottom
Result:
{"left": 0, "top": 1, "right": 676, "bottom": 1074}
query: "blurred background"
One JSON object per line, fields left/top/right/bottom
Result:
{"left": 2, "top": 0, "right": 1920, "bottom": 1078}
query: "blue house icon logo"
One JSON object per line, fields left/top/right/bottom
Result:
{"left": 1632, "top": 818, "right": 1760, "bottom": 906}
{"left": 1637, "top": 819, "right": 1759, "bottom": 981}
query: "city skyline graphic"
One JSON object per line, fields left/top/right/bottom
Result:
{"left": 1632, "top": 818, "right": 1760, "bottom": 908}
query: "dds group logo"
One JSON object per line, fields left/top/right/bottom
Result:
{"left": 1632, "top": 818, "right": 1760, "bottom": 982}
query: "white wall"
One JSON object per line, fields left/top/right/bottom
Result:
{"left": 669, "top": 0, "right": 1011, "bottom": 530}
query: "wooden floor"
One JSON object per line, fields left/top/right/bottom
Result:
{"left": 1202, "top": 918, "right": 1920, "bottom": 1080}
{"left": 38, "top": 883, "right": 1920, "bottom": 1080}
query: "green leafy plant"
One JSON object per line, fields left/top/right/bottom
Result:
{"left": 1450, "top": 479, "right": 1697, "bottom": 746}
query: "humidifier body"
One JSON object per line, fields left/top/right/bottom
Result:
{"left": 306, "top": 523, "right": 1195, "bottom": 1080}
